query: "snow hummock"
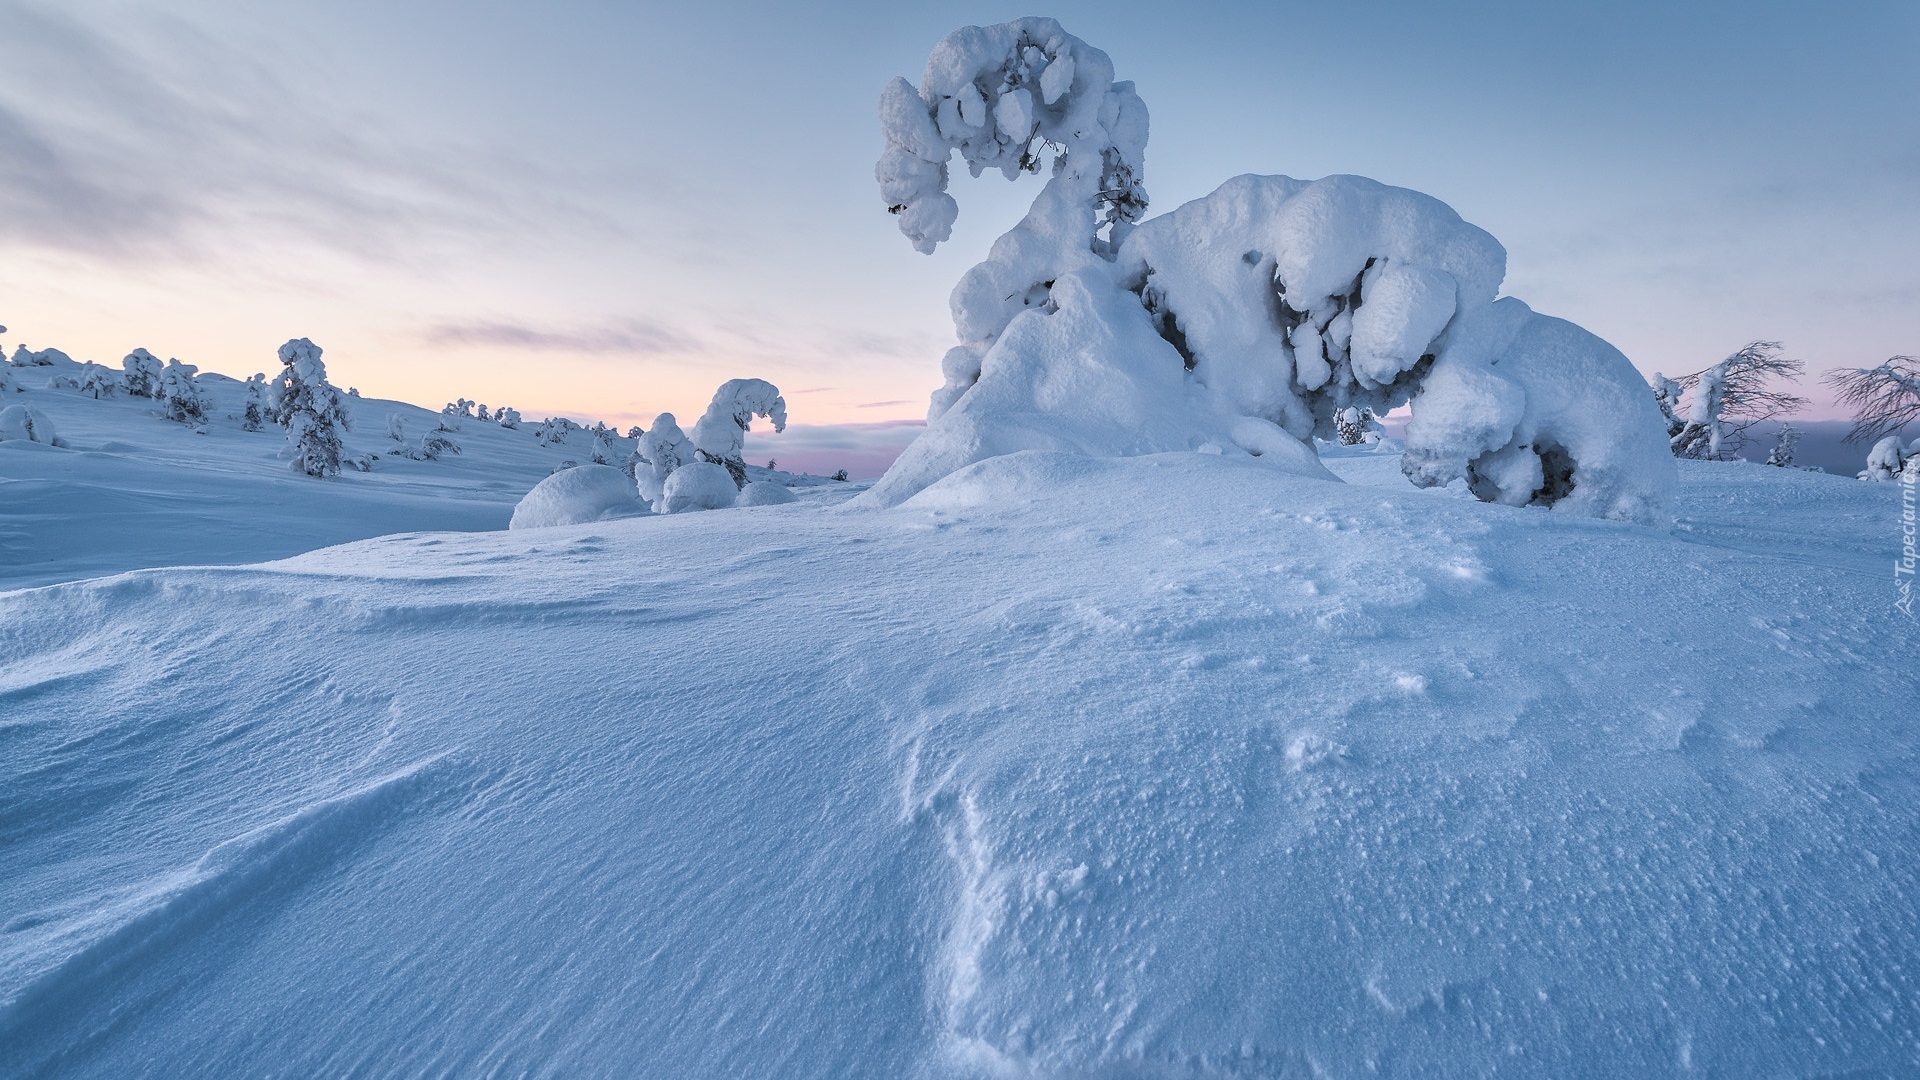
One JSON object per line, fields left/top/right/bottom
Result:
{"left": 658, "top": 459, "right": 739, "bottom": 513}
{"left": 508, "top": 463, "right": 648, "bottom": 529}
{"left": 736, "top": 479, "right": 799, "bottom": 506}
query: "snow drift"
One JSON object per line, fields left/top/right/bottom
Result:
{"left": 508, "top": 463, "right": 648, "bottom": 529}
{"left": 869, "top": 20, "right": 1674, "bottom": 523}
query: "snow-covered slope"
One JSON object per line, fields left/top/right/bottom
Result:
{"left": 4, "top": 448, "right": 1914, "bottom": 1077}
{"left": 0, "top": 369, "right": 830, "bottom": 590}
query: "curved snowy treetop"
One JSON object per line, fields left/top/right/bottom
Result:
{"left": 877, "top": 17, "right": 1148, "bottom": 255}
{"left": 690, "top": 378, "right": 787, "bottom": 464}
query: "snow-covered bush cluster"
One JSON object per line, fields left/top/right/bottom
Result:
{"left": 1860, "top": 435, "right": 1919, "bottom": 482}
{"left": 867, "top": 19, "right": 1675, "bottom": 523}
{"left": 0, "top": 403, "right": 61, "bottom": 445}
{"left": 510, "top": 379, "right": 791, "bottom": 528}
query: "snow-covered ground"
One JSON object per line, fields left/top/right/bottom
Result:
{"left": 4, "top": 430, "right": 1914, "bottom": 1076}
{"left": 0, "top": 371, "right": 835, "bottom": 591}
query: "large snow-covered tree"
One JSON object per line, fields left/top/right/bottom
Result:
{"left": 635, "top": 413, "right": 692, "bottom": 509}
{"left": 79, "top": 362, "right": 118, "bottom": 399}
{"left": 690, "top": 378, "right": 786, "bottom": 487}
{"left": 270, "top": 338, "right": 352, "bottom": 477}
{"left": 865, "top": 20, "right": 1676, "bottom": 523}
{"left": 1824, "top": 355, "right": 1920, "bottom": 446}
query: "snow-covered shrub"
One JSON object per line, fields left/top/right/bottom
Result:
{"left": 10, "top": 345, "right": 69, "bottom": 367}
{"left": 0, "top": 404, "right": 60, "bottom": 445}
{"left": 535, "top": 417, "right": 572, "bottom": 445}
{"left": 410, "top": 431, "right": 460, "bottom": 461}
{"left": 690, "top": 378, "right": 787, "bottom": 487}
{"left": 1650, "top": 373, "right": 1686, "bottom": 440}
{"left": 1825, "top": 356, "right": 1920, "bottom": 446}
{"left": 445, "top": 398, "right": 474, "bottom": 419}
{"left": 736, "top": 480, "right": 798, "bottom": 507}
{"left": 509, "top": 463, "right": 647, "bottom": 529}
{"left": 864, "top": 21, "right": 1675, "bottom": 524}
{"left": 626, "top": 425, "right": 644, "bottom": 439}
{"left": 635, "top": 412, "right": 692, "bottom": 506}
{"left": 1861, "top": 436, "right": 1914, "bottom": 482}
{"left": 79, "top": 362, "right": 118, "bottom": 399}
{"left": 0, "top": 364, "right": 11, "bottom": 393}
{"left": 1668, "top": 343, "right": 1804, "bottom": 460}
{"left": 270, "top": 338, "right": 351, "bottom": 478}
{"left": 387, "top": 413, "right": 407, "bottom": 442}
{"left": 658, "top": 460, "right": 738, "bottom": 514}
{"left": 476, "top": 404, "right": 490, "bottom": 421}
{"left": 832, "top": 469, "right": 849, "bottom": 482}
{"left": 121, "top": 349, "right": 164, "bottom": 398}
{"left": 157, "top": 359, "right": 208, "bottom": 424}
{"left": 497, "top": 406, "right": 521, "bottom": 429}
{"left": 1766, "top": 424, "right": 1799, "bottom": 468}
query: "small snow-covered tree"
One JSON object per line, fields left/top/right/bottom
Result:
{"left": 0, "top": 404, "right": 59, "bottom": 444}
{"left": 1860, "top": 435, "right": 1915, "bottom": 482}
{"left": 690, "top": 378, "right": 787, "bottom": 487}
{"left": 589, "top": 428, "right": 616, "bottom": 465}
{"left": 157, "top": 359, "right": 208, "bottom": 424}
{"left": 635, "top": 412, "right": 692, "bottom": 508}
{"left": 387, "top": 413, "right": 408, "bottom": 442}
{"left": 1824, "top": 355, "right": 1920, "bottom": 446}
{"left": 241, "top": 374, "right": 269, "bottom": 431}
{"left": 1334, "top": 406, "right": 1382, "bottom": 446}
{"left": 270, "top": 337, "right": 352, "bottom": 477}
{"left": 79, "top": 362, "right": 118, "bottom": 399}
{"left": 405, "top": 430, "right": 460, "bottom": 461}
{"left": 476, "top": 403, "right": 490, "bottom": 421}
{"left": 10, "top": 345, "right": 69, "bottom": 367}
{"left": 1669, "top": 342, "right": 1805, "bottom": 460}
{"left": 497, "top": 406, "right": 521, "bottom": 429}
{"left": 1765, "top": 423, "right": 1799, "bottom": 468}
{"left": 1650, "top": 373, "right": 1686, "bottom": 440}
{"left": 121, "top": 348, "right": 164, "bottom": 398}
{"left": 626, "top": 424, "right": 645, "bottom": 439}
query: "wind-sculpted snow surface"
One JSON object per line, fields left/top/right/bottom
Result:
{"left": 1, "top": 454, "right": 1914, "bottom": 1077}
{"left": 874, "top": 21, "right": 1673, "bottom": 522}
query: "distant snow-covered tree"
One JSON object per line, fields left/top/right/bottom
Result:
{"left": 1765, "top": 423, "right": 1799, "bottom": 468}
{"left": 121, "top": 349, "right": 164, "bottom": 398}
{"left": 626, "top": 425, "right": 645, "bottom": 439}
{"left": 476, "top": 403, "right": 490, "bottom": 421}
{"left": 401, "top": 430, "right": 461, "bottom": 461}
{"left": 157, "top": 359, "right": 208, "bottom": 424}
{"left": 11, "top": 345, "right": 69, "bottom": 367}
{"left": 270, "top": 338, "right": 352, "bottom": 477}
{"left": 589, "top": 428, "right": 616, "bottom": 465}
{"left": 496, "top": 406, "right": 521, "bottom": 429}
{"left": 690, "top": 378, "right": 787, "bottom": 487}
{"left": 1669, "top": 343, "right": 1805, "bottom": 460}
{"left": 387, "top": 413, "right": 408, "bottom": 442}
{"left": 79, "top": 362, "right": 119, "bottom": 399}
{"left": 832, "top": 469, "right": 849, "bottom": 482}
{"left": 241, "top": 374, "right": 269, "bottom": 431}
{"left": 1824, "top": 355, "right": 1920, "bottom": 446}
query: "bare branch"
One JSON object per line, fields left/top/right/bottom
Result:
{"left": 1822, "top": 356, "right": 1920, "bottom": 444}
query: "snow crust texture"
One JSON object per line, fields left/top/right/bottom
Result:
{"left": 2, "top": 452, "right": 1913, "bottom": 1077}
{"left": 872, "top": 22, "right": 1674, "bottom": 524}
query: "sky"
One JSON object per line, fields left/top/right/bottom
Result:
{"left": 2, "top": 0, "right": 1915, "bottom": 471}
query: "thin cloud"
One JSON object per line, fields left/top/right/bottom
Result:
{"left": 420, "top": 319, "right": 696, "bottom": 356}
{"left": 855, "top": 400, "right": 912, "bottom": 409}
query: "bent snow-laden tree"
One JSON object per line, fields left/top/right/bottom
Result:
{"left": 270, "top": 338, "right": 351, "bottom": 477}
{"left": 1824, "top": 355, "right": 1920, "bottom": 446}
{"left": 122, "top": 349, "right": 164, "bottom": 399}
{"left": 690, "top": 378, "right": 787, "bottom": 487}
{"left": 1666, "top": 342, "right": 1805, "bottom": 460}
{"left": 864, "top": 19, "right": 1676, "bottom": 523}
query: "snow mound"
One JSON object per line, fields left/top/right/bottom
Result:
{"left": 871, "top": 24, "right": 1673, "bottom": 524}
{"left": 735, "top": 480, "right": 798, "bottom": 506}
{"left": 508, "top": 464, "right": 647, "bottom": 529}
{"left": 658, "top": 460, "right": 738, "bottom": 514}
{"left": 0, "top": 403, "right": 60, "bottom": 445}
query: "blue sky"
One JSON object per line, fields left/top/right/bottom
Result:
{"left": 2, "top": 0, "right": 1914, "bottom": 465}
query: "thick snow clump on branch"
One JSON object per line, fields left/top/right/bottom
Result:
{"left": 509, "top": 464, "right": 648, "bottom": 529}
{"left": 869, "top": 20, "right": 1673, "bottom": 524}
